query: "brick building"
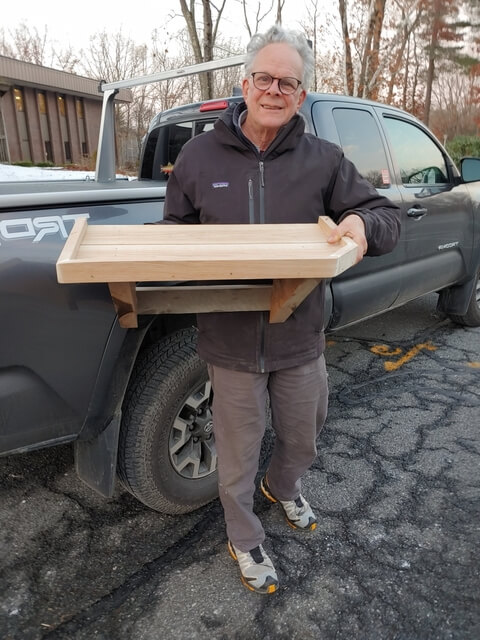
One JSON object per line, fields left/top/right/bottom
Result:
{"left": 0, "top": 56, "right": 131, "bottom": 165}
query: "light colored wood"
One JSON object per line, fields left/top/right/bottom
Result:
{"left": 108, "top": 282, "right": 138, "bottom": 328}
{"left": 136, "top": 284, "right": 272, "bottom": 315}
{"left": 316, "top": 215, "right": 338, "bottom": 235}
{"left": 269, "top": 278, "right": 322, "bottom": 323}
{"left": 75, "top": 220, "right": 337, "bottom": 245}
{"left": 57, "top": 217, "right": 359, "bottom": 324}
{"left": 56, "top": 216, "right": 358, "bottom": 284}
{"left": 56, "top": 215, "right": 88, "bottom": 264}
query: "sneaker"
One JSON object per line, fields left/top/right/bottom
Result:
{"left": 228, "top": 540, "right": 278, "bottom": 594}
{"left": 260, "top": 476, "right": 317, "bottom": 531}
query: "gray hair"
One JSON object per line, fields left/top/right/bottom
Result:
{"left": 244, "top": 24, "right": 314, "bottom": 91}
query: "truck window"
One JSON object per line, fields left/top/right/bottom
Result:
{"left": 332, "top": 108, "right": 390, "bottom": 189}
{"left": 167, "top": 122, "right": 193, "bottom": 165}
{"left": 194, "top": 121, "right": 215, "bottom": 135}
{"left": 154, "top": 119, "right": 216, "bottom": 179}
{"left": 382, "top": 117, "right": 449, "bottom": 186}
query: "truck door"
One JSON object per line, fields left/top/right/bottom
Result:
{"left": 380, "top": 114, "right": 474, "bottom": 305}
{"left": 311, "top": 102, "right": 404, "bottom": 329}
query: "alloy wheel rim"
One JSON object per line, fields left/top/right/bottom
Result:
{"left": 169, "top": 380, "right": 217, "bottom": 479}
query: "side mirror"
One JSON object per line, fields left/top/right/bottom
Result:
{"left": 460, "top": 157, "right": 480, "bottom": 183}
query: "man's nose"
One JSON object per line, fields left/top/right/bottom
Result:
{"left": 267, "top": 78, "right": 281, "bottom": 93}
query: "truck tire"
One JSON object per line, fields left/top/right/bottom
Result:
{"left": 118, "top": 327, "right": 274, "bottom": 514}
{"left": 448, "top": 268, "right": 480, "bottom": 327}
{"left": 118, "top": 328, "right": 218, "bottom": 514}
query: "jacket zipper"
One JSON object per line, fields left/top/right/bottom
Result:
{"left": 259, "top": 161, "right": 265, "bottom": 224}
{"left": 258, "top": 160, "right": 266, "bottom": 371}
{"left": 259, "top": 312, "right": 266, "bottom": 373}
{"left": 248, "top": 178, "right": 254, "bottom": 223}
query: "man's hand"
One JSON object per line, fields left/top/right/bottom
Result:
{"left": 327, "top": 214, "right": 367, "bottom": 263}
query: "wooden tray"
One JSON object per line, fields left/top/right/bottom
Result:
{"left": 56, "top": 216, "right": 357, "bottom": 328}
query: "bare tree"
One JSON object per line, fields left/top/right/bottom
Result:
{"left": 80, "top": 30, "right": 157, "bottom": 167}
{"left": 385, "top": 0, "right": 425, "bottom": 107}
{"left": 338, "top": 0, "right": 354, "bottom": 94}
{"left": 356, "top": 0, "right": 386, "bottom": 99}
{"left": 240, "top": 0, "right": 274, "bottom": 37}
{"left": 276, "top": 0, "right": 286, "bottom": 24}
{"left": 52, "top": 45, "right": 81, "bottom": 73}
{"left": 431, "top": 68, "right": 480, "bottom": 139}
{"left": 150, "top": 29, "right": 197, "bottom": 111}
{"left": 178, "top": 0, "right": 228, "bottom": 99}
{"left": 301, "top": 0, "right": 330, "bottom": 92}
{"left": 0, "top": 22, "right": 49, "bottom": 65}
{"left": 421, "top": 0, "right": 472, "bottom": 125}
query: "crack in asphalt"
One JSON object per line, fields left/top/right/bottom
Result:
{"left": 1, "top": 312, "right": 479, "bottom": 639}
{"left": 41, "top": 502, "right": 224, "bottom": 638}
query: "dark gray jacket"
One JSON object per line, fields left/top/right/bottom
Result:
{"left": 164, "top": 102, "right": 401, "bottom": 372}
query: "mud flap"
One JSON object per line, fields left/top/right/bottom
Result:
{"left": 437, "top": 274, "right": 477, "bottom": 315}
{"left": 74, "top": 412, "right": 121, "bottom": 498}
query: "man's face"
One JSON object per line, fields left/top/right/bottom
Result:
{"left": 242, "top": 43, "right": 307, "bottom": 135}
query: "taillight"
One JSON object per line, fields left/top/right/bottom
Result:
{"left": 199, "top": 100, "right": 229, "bottom": 112}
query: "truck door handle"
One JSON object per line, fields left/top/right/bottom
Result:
{"left": 407, "top": 206, "right": 428, "bottom": 219}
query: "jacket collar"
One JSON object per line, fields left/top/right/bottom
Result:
{"left": 215, "top": 101, "right": 305, "bottom": 157}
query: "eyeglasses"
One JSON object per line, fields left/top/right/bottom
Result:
{"left": 250, "top": 72, "right": 302, "bottom": 95}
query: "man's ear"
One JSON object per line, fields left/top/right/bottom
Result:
{"left": 242, "top": 77, "right": 250, "bottom": 101}
{"left": 296, "top": 89, "right": 307, "bottom": 112}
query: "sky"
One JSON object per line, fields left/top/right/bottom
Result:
{"left": 2, "top": 0, "right": 310, "bottom": 53}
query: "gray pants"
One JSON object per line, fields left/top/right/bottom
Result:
{"left": 207, "top": 355, "right": 328, "bottom": 552}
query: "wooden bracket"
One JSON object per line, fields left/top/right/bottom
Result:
{"left": 269, "top": 278, "right": 321, "bottom": 323}
{"left": 56, "top": 216, "right": 359, "bottom": 329}
{"left": 108, "top": 282, "right": 138, "bottom": 328}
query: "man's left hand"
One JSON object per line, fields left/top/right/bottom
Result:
{"left": 327, "top": 214, "right": 367, "bottom": 263}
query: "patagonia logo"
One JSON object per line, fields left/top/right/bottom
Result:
{"left": 212, "top": 182, "right": 229, "bottom": 189}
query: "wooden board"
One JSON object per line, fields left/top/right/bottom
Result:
{"left": 56, "top": 216, "right": 358, "bottom": 328}
{"left": 56, "top": 216, "right": 357, "bottom": 283}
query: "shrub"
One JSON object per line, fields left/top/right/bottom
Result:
{"left": 13, "top": 161, "right": 34, "bottom": 167}
{"left": 446, "top": 135, "right": 480, "bottom": 167}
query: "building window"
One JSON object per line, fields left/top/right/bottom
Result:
{"left": 37, "top": 91, "right": 53, "bottom": 162}
{"left": 57, "top": 95, "right": 66, "bottom": 117}
{"left": 13, "top": 87, "right": 31, "bottom": 161}
{"left": 0, "top": 104, "right": 10, "bottom": 163}
{"left": 37, "top": 92, "right": 47, "bottom": 115}
{"left": 57, "top": 94, "right": 71, "bottom": 162}
{"left": 45, "top": 140, "right": 53, "bottom": 163}
{"left": 76, "top": 98, "right": 85, "bottom": 119}
{"left": 76, "top": 98, "right": 88, "bottom": 157}
{"left": 14, "top": 88, "right": 25, "bottom": 112}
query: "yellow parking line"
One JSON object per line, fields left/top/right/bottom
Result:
{"left": 371, "top": 342, "right": 437, "bottom": 371}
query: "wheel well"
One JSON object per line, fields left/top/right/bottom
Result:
{"left": 140, "top": 313, "right": 197, "bottom": 354}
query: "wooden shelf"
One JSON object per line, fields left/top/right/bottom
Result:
{"left": 56, "top": 216, "right": 357, "bottom": 328}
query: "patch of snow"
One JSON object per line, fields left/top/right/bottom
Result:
{"left": 0, "top": 164, "right": 133, "bottom": 182}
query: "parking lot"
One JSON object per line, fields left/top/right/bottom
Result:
{"left": 1, "top": 293, "right": 479, "bottom": 640}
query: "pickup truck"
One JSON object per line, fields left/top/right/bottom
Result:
{"left": 1, "top": 62, "right": 480, "bottom": 515}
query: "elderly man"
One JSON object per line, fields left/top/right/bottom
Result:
{"left": 164, "top": 25, "right": 401, "bottom": 594}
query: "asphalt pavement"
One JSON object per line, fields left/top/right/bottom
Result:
{"left": 1, "top": 294, "right": 479, "bottom": 640}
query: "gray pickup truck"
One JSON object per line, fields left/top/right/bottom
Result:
{"left": 1, "top": 85, "right": 480, "bottom": 515}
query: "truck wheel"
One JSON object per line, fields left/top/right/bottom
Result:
{"left": 448, "top": 268, "right": 480, "bottom": 327}
{"left": 117, "top": 328, "right": 218, "bottom": 514}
